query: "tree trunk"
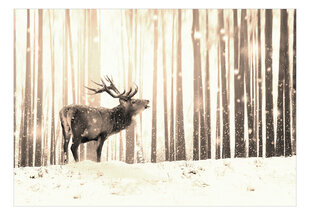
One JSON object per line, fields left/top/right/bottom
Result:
{"left": 79, "top": 11, "right": 87, "bottom": 161}
{"left": 125, "top": 10, "right": 135, "bottom": 164}
{"left": 49, "top": 10, "right": 56, "bottom": 165}
{"left": 246, "top": 11, "right": 255, "bottom": 158}
{"left": 170, "top": 11, "right": 175, "bottom": 161}
{"left": 204, "top": 10, "right": 211, "bottom": 160}
{"left": 87, "top": 9, "right": 101, "bottom": 161}
{"left": 276, "top": 9, "right": 291, "bottom": 156}
{"left": 21, "top": 9, "right": 31, "bottom": 167}
{"left": 192, "top": 9, "right": 200, "bottom": 160}
{"left": 65, "top": 9, "right": 76, "bottom": 104}
{"left": 265, "top": 9, "right": 275, "bottom": 157}
{"left": 216, "top": 44, "right": 221, "bottom": 160}
{"left": 283, "top": 9, "right": 292, "bottom": 157}
{"left": 14, "top": 10, "right": 17, "bottom": 167}
{"left": 292, "top": 10, "right": 296, "bottom": 155}
{"left": 119, "top": 10, "right": 126, "bottom": 162}
{"left": 30, "top": 10, "right": 37, "bottom": 166}
{"left": 219, "top": 9, "right": 231, "bottom": 159}
{"left": 35, "top": 9, "right": 43, "bottom": 166}
{"left": 175, "top": 9, "right": 186, "bottom": 160}
{"left": 234, "top": 9, "right": 246, "bottom": 158}
{"left": 61, "top": 11, "right": 69, "bottom": 164}
{"left": 151, "top": 10, "right": 158, "bottom": 163}
{"left": 161, "top": 11, "right": 169, "bottom": 161}
{"left": 257, "top": 10, "right": 263, "bottom": 157}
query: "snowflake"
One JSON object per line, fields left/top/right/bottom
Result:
{"left": 93, "top": 36, "right": 99, "bottom": 43}
{"left": 194, "top": 31, "right": 201, "bottom": 39}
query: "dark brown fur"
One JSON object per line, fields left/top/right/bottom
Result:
{"left": 59, "top": 98, "right": 149, "bottom": 163}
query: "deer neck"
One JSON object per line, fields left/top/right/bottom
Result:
{"left": 110, "top": 105, "right": 133, "bottom": 133}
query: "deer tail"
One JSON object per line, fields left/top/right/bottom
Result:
{"left": 59, "top": 107, "right": 74, "bottom": 136}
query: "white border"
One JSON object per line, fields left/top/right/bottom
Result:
{"left": 2, "top": 0, "right": 310, "bottom": 214}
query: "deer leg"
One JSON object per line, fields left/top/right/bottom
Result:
{"left": 61, "top": 123, "right": 71, "bottom": 164}
{"left": 96, "top": 134, "right": 107, "bottom": 162}
{"left": 71, "top": 137, "right": 81, "bottom": 162}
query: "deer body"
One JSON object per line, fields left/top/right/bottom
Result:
{"left": 60, "top": 77, "right": 149, "bottom": 163}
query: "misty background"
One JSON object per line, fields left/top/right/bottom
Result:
{"left": 14, "top": 9, "right": 296, "bottom": 167}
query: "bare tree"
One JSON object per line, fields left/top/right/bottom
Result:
{"left": 276, "top": 9, "right": 291, "bottom": 156}
{"left": 151, "top": 10, "right": 158, "bottom": 163}
{"left": 14, "top": 10, "right": 17, "bottom": 166}
{"left": 35, "top": 9, "right": 44, "bottom": 166}
{"left": 265, "top": 9, "right": 275, "bottom": 157}
{"left": 218, "top": 9, "right": 231, "bottom": 158}
{"left": 247, "top": 11, "right": 256, "bottom": 158}
{"left": 234, "top": 9, "right": 246, "bottom": 158}
{"left": 61, "top": 10, "right": 69, "bottom": 164}
{"left": 283, "top": 9, "right": 292, "bottom": 157}
{"left": 216, "top": 46, "right": 221, "bottom": 160}
{"left": 65, "top": 9, "right": 76, "bottom": 104}
{"left": 49, "top": 10, "right": 56, "bottom": 165}
{"left": 170, "top": 10, "right": 176, "bottom": 161}
{"left": 192, "top": 9, "right": 200, "bottom": 160}
{"left": 257, "top": 10, "right": 263, "bottom": 157}
{"left": 125, "top": 10, "right": 135, "bottom": 164}
{"left": 292, "top": 10, "right": 296, "bottom": 155}
{"left": 21, "top": 9, "right": 31, "bottom": 167}
{"left": 175, "top": 9, "right": 186, "bottom": 160}
{"left": 119, "top": 10, "right": 126, "bottom": 162}
{"left": 204, "top": 10, "right": 211, "bottom": 159}
{"left": 161, "top": 11, "right": 169, "bottom": 161}
{"left": 87, "top": 9, "right": 101, "bottom": 161}
{"left": 79, "top": 11, "right": 87, "bottom": 161}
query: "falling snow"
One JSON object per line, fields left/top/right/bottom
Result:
{"left": 194, "top": 31, "right": 201, "bottom": 39}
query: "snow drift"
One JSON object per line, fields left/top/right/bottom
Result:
{"left": 14, "top": 156, "right": 296, "bottom": 206}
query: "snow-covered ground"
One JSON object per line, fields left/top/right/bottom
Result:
{"left": 14, "top": 156, "right": 296, "bottom": 206}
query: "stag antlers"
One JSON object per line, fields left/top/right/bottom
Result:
{"left": 85, "top": 76, "right": 138, "bottom": 100}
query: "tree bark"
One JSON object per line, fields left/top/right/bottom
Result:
{"left": 175, "top": 9, "right": 186, "bottom": 161}
{"left": 218, "top": 9, "right": 231, "bottom": 159}
{"left": 161, "top": 11, "right": 169, "bottom": 161}
{"left": 35, "top": 9, "right": 43, "bottom": 166}
{"left": 170, "top": 11, "right": 176, "bottom": 161}
{"left": 21, "top": 9, "right": 31, "bottom": 167}
{"left": 204, "top": 10, "right": 211, "bottom": 160}
{"left": 265, "top": 9, "right": 275, "bottom": 157}
{"left": 87, "top": 9, "right": 101, "bottom": 161}
{"left": 125, "top": 10, "right": 135, "bottom": 164}
{"left": 216, "top": 45, "right": 221, "bottom": 160}
{"left": 79, "top": 11, "right": 87, "bottom": 161}
{"left": 292, "top": 10, "right": 296, "bottom": 155}
{"left": 276, "top": 9, "right": 291, "bottom": 156}
{"left": 49, "top": 10, "right": 56, "bottom": 165}
{"left": 234, "top": 9, "right": 246, "bottom": 158}
{"left": 151, "top": 10, "right": 158, "bottom": 163}
{"left": 14, "top": 10, "right": 17, "bottom": 167}
{"left": 192, "top": 9, "right": 200, "bottom": 160}
{"left": 65, "top": 9, "right": 76, "bottom": 104}
{"left": 257, "top": 10, "right": 263, "bottom": 157}
{"left": 247, "top": 11, "right": 256, "bottom": 158}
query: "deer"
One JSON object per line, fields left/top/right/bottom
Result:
{"left": 59, "top": 76, "right": 150, "bottom": 163}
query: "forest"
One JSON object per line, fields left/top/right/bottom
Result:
{"left": 14, "top": 9, "right": 296, "bottom": 167}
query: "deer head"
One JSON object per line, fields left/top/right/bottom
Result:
{"left": 85, "top": 76, "right": 150, "bottom": 116}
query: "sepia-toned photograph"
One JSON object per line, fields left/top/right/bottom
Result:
{"left": 13, "top": 9, "right": 296, "bottom": 206}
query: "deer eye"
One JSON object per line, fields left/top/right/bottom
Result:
{"left": 132, "top": 101, "right": 136, "bottom": 104}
